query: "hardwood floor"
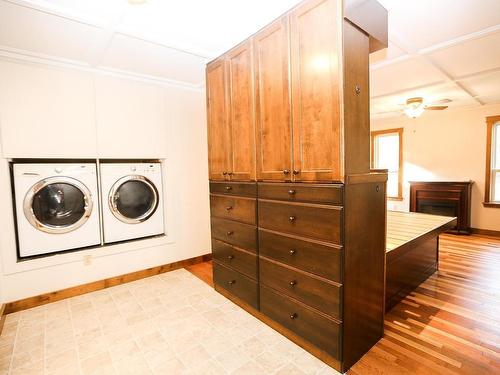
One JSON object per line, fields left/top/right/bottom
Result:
{"left": 186, "top": 234, "right": 500, "bottom": 374}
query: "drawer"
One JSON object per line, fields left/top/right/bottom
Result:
{"left": 258, "top": 200, "right": 342, "bottom": 244}
{"left": 259, "top": 229, "right": 342, "bottom": 282}
{"left": 210, "top": 182, "right": 257, "bottom": 197}
{"left": 260, "top": 257, "right": 341, "bottom": 319}
{"left": 210, "top": 195, "right": 256, "bottom": 225}
{"left": 258, "top": 183, "right": 342, "bottom": 205}
{"left": 260, "top": 285, "right": 340, "bottom": 360}
{"left": 213, "top": 262, "right": 258, "bottom": 309}
{"left": 212, "top": 239, "right": 258, "bottom": 280}
{"left": 211, "top": 217, "right": 257, "bottom": 253}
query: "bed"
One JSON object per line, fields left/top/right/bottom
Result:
{"left": 385, "top": 210, "right": 457, "bottom": 311}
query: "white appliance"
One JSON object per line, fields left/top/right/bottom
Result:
{"left": 100, "top": 162, "right": 164, "bottom": 244}
{"left": 13, "top": 163, "right": 101, "bottom": 257}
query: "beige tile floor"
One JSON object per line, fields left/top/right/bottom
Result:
{"left": 0, "top": 269, "right": 341, "bottom": 375}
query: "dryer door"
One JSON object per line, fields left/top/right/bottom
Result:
{"left": 109, "top": 175, "right": 159, "bottom": 224}
{"left": 24, "top": 177, "right": 94, "bottom": 234}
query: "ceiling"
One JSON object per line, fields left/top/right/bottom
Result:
{"left": 0, "top": 0, "right": 499, "bottom": 116}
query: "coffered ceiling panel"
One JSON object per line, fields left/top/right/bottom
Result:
{"left": 378, "top": 0, "right": 500, "bottom": 51}
{"left": 370, "top": 57, "right": 448, "bottom": 98}
{"left": 460, "top": 70, "right": 500, "bottom": 99}
{"left": 100, "top": 34, "right": 206, "bottom": 85}
{"left": 426, "top": 31, "right": 500, "bottom": 78}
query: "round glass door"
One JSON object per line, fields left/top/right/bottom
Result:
{"left": 24, "top": 177, "right": 93, "bottom": 234}
{"left": 109, "top": 175, "right": 158, "bottom": 224}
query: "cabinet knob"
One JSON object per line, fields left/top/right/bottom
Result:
{"left": 225, "top": 186, "right": 232, "bottom": 191}
{"left": 288, "top": 189, "right": 296, "bottom": 195}
{"left": 283, "top": 169, "right": 290, "bottom": 175}
{"left": 228, "top": 172, "right": 234, "bottom": 176}
{"left": 290, "top": 313, "right": 298, "bottom": 320}
{"left": 228, "top": 280, "right": 235, "bottom": 285}
{"left": 226, "top": 231, "right": 234, "bottom": 236}
{"left": 289, "top": 280, "right": 297, "bottom": 286}
{"left": 227, "top": 255, "right": 234, "bottom": 260}
{"left": 226, "top": 206, "right": 233, "bottom": 212}
{"left": 289, "top": 216, "right": 296, "bottom": 223}
{"left": 293, "top": 169, "right": 300, "bottom": 175}
{"left": 222, "top": 171, "right": 228, "bottom": 176}
{"left": 289, "top": 249, "right": 296, "bottom": 255}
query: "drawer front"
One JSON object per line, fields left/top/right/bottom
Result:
{"left": 212, "top": 239, "right": 258, "bottom": 280}
{"left": 210, "top": 182, "right": 257, "bottom": 197}
{"left": 210, "top": 195, "right": 256, "bottom": 225}
{"left": 214, "top": 262, "right": 258, "bottom": 309}
{"left": 259, "top": 229, "right": 341, "bottom": 282}
{"left": 260, "top": 258, "right": 341, "bottom": 319}
{"left": 258, "top": 200, "right": 342, "bottom": 244}
{"left": 260, "top": 285, "right": 340, "bottom": 360}
{"left": 211, "top": 217, "right": 257, "bottom": 253}
{"left": 258, "top": 183, "right": 343, "bottom": 205}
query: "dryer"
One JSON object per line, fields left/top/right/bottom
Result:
{"left": 13, "top": 163, "right": 101, "bottom": 257}
{"left": 100, "top": 162, "right": 164, "bottom": 244}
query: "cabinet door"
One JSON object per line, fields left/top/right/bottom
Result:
{"left": 290, "top": 0, "right": 342, "bottom": 182}
{"left": 206, "top": 58, "right": 230, "bottom": 180}
{"left": 254, "top": 17, "right": 293, "bottom": 181}
{"left": 227, "top": 41, "right": 256, "bottom": 181}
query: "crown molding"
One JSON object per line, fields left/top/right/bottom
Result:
{"left": 0, "top": 45, "right": 205, "bottom": 91}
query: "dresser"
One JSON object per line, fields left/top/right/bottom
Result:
{"left": 206, "top": 0, "right": 388, "bottom": 372}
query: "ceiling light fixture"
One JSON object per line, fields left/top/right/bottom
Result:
{"left": 404, "top": 101, "right": 425, "bottom": 118}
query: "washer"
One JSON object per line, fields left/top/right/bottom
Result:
{"left": 100, "top": 162, "right": 164, "bottom": 244}
{"left": 13, "top": 163, "right": 101, "bottom": 257}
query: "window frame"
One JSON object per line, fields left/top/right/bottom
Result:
{"left": 370, "top": 127, "right": 404, "bottom": 201}
{"left": 484, "top": 115, "right": 500, "bottom": 208}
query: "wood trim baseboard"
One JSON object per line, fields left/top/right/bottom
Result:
{"left": 470, "top": 227, "right": 500, "bottom": 237}
{"left": 0, "top": 304, "right": 6, "bottom": 335}
{"left": 4, "top": 253, "right": 212, "bottom": 315}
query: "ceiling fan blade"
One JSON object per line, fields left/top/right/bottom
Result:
{"left": 425, "top": 105, "right": 448, "bottom": 110}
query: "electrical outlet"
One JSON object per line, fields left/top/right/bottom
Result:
{"left": 83, "top": 255, "right": 92, "bottom": 266}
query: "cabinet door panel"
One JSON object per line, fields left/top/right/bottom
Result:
{"left": 291, "top": 0, "right": 342, "bottom": 182}
{"left": 227, "top": 42, "right": 256, "bottom": 181}
{"left": 206, "top": 59, "right": 230, "bottom": 180}
{"left": 254, "top": 17, "right": 292, "bottom": 181}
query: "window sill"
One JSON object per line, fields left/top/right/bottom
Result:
{"left": 388, "top": 197, "right": 404, "bottom": 201}
{"left": 483, "top": 202, "right": 500, "bottom": 208}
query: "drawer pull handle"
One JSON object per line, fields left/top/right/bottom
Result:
{"left": 225, "top": 206, "right": 233, "bottom": 212}
{"left": 293, "top": 169, "right": 300, "bottom": 175}
{"left": 225, "top": 186, "right": 232, "bottom": 191}
{"left": 289, "top": 249, "right": 296, "bottom": 255}
{"left": 228, "top": 172, "right": 233, "bottom": 176}
{"left": 227, "top": 255, "right": 234, "bottom": 260}
{"left": 226, "top": 231, "right": 234, "bottom": 236}
{"left": 290, "top": 313, "right": 298, "bottom": 320}
{"left": 222, "top": 171, "right": 228, "bottom": 176}
{"left": 289, "top": 280, "right": 297, "bottom": 286}
{"left": 228, "top": 280, "right": 235, "bottom": 285}
{"left": 283, "top": 169, "right": 290, "bottom": 175}
{"left": 288, "top": 189, "right": 296, "bottom": 195}
{"left": 289, "top": 216, "right": 296, "bottom": 222}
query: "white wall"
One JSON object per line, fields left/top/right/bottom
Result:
{"left": 371, "top": 103, "right": 500, "bottom": 231}
{"left": 0, "top": 59, "right": 211, "bottom": 302}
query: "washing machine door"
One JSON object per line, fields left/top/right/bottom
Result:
{"left": 109, "top": 175, "right": 159, "bottom": 224}
{"left": 24, "top": 177, "right": 94, "bottom": 234}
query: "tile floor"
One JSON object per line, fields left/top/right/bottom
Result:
{"left": 0, "top": 269, "right": 341, "bottom": 374}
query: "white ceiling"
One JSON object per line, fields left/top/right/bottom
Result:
{"left": 0, "top": 0, "right": 499, "bottom": 115}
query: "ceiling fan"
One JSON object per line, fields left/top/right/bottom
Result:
{"left": 402, "top": 97, "right": 451, "bottom": 118}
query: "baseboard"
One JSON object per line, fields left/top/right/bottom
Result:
{"left": 471, "top": 228, "right": 500, "bottom": 237}
{"left": 0, "top": 304, "right": 5, "bottom": 335}
{"left": 4, "top": 253, "right": 212, "bottom": 315}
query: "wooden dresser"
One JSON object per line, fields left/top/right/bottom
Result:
{"left": 206, "top": 0, "right": 388, "bottom": 372}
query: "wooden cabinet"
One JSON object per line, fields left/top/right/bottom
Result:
{"left": 206, "top": 58, "right": 230, "bottom": 180}
{"left": 290, "top": 0, "right": 342, "bottom": 181}
{"left": 254, "top": 17, "right": 293, "bottom": 181}
{"left": 227, "top": 41, "right": 256, "bottom": 181}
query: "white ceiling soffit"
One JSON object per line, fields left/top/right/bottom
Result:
{"left": 0, "top": 0, "right": 303, "bottom": 87}
{"left": 371, "top": 0, "right": 500, "bottom": 119}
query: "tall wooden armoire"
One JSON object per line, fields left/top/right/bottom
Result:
{"left": 206, "top": 0, "right": 388, "bottom": 371}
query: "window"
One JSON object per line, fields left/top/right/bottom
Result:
{"left": 484, "top": 116, "right": 500, "bottom": 207}
{"left": 371, "top": 128, "right": 403, "bottom": 200}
